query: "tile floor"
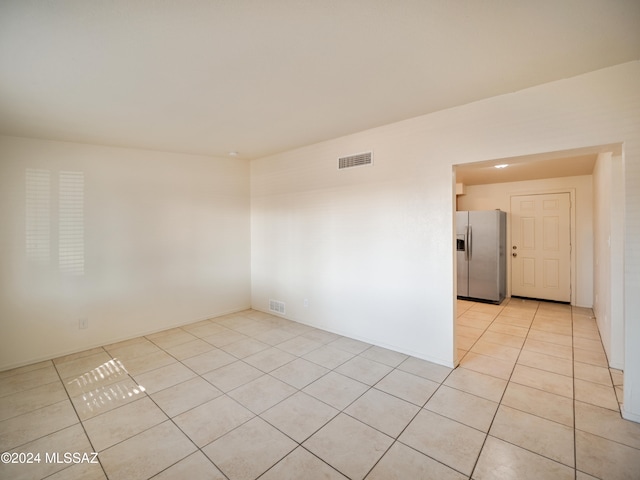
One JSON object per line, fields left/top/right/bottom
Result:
{"left": 1, "top": 298, "right": 639, "bottom": 479}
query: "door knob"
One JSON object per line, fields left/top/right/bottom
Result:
{"left": 512, "top": 252, "right": 517, "bottom": 257}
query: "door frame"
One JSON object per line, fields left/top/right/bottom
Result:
{"left": 507, "top": 188, "right": 576, "bottom": 305}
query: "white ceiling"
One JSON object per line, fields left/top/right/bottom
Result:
{"left": 1, "top": 1, "right": 639, "bottom": 159}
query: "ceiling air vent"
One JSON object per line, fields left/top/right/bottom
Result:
{"left": 338, "top": 151, "right": 373, "bottom": 170}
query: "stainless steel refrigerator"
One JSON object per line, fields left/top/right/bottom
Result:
{"left": 456, "top": 210, "right": 506, "bottom": 304}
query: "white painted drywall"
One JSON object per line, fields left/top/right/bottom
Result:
{"left": 250, "top": 61, "right": 640, "bottom": 419}
{"left": 456, "top": 175, "right": 594, "bottom": 308}
{"left": 0, "top": 137, "right": 251, "bottom": 370}
{"left": 593, "top": 153, "right": 625, "bottom": 369}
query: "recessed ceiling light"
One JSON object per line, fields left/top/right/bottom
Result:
{"left": 229, "top": 151, "right": 238, "bottom": 157}
{"left": 494, "top": 164, "right": 508, "bottom": 169}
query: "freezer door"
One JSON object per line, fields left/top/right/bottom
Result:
{"left": 456, "top": 211, "right": 469, "bottom": 297}
{"left": 468, "top": 210, "right": 502, "bottom": 302}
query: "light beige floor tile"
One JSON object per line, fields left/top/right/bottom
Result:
{"left": 53, "top": 348, "right": 105, "bottom": 366}
{"left": 480, "top": 331, "right": 525, "bottom": 349}
{"left": 573, "top": 336, "right": 605, "bottom": 352}
{"left": 304, "top": 413, "right": 393, "bottom": 480}
{"left": 457, "top": 335, "right": 478, "bottom": 351}
{"left": 469, "top": 303, "right": 504, "bottom": 315}
{"left": 443, "top": 367, "right": 507, "bottom": 403}
{"left": 490, "top": 405, "right": 574, "bottom": 467}
{"left": 261, "top": 391, "right": 339, "bottom": 443}
{"left": 345, "top": 388, "right": 419, "bottom": 438}
{"left": 0, "top": 360, "right": 53, "bottom": 380}
{"left": 0, "top": 400, "right": 78, "bottom": 451}
{"left": 456, "top": 325, "right": 485, "bottom": 340}
{"left": 115, "top": 350, "right": 176, "bottom": 376}
{"left": 526, "top": 329, "right": 572, "bottom": 347}
{"left": 574, "top": 347, "right": 608, "bottom": 367}
{"left": 335, "top": 356, "right": 393, "bottom": 386}
{"left": 301, "top": 328, "right": 341, "bottom": 344}
{"left": 486, "top": 322, "right": 529, "bottom": 338}
{"left": 517, "top": 349, "right": 573, "bottom": 377}
{"left": 62, "top": 357, "right": 130, "bottom": 397}
{"left": 201, "top": 361, "right": 264, "bottom": 392}
{"left": 510, "top": 364, "right": 573, "bottom": 398}
{"left": 0, "top": 424, "right": 93, "bottom": 480}
{"left": 367, "top": 441, "right": 466, "bottom": 480}
{"left": 105, "top": 339, "right": 162, "bottom": 363}
{"left": 530, "top": 319, "right": 572, "bottom": 336}
{"left": 71, "top": 377, "right": 145, "bottom": 420}
{"left": 228, "top": 375, "right": 296, "bottom": 414}
{"left": 58, "top": 351, "right": 119, "bottom": 380}
{"left": 328, "top": 337, "right": 372, "bottom": 355}
{"left": 203, "top": 417, "right": 297, "bottom": 480}
{"left": 133, "top": 362, "right": 196, "bottom": 394}
{"left": 399, "top": 409, "right": 485, "bottom": 476}
{"left": 146, "top": 328, "right": 197, "bottom": 349}
{"left": 164, "top": 338, "right": 215, "bottom": 360}
{"left": 615, "top": 385, "right": 623, "bottom": 404}
{"left": 270, "top": 357, "right": 329, "bottom": 389}
{"left": 493, "top": 314, "right": 533, "bottom": 328}
{"left": 425, "top": 385, "right": 498, "bottom": 432}
{"left": 83, "top": 396, "right": 167, "bottom": 451}
{"left": 153, "top": 451, "right": 226, "bottom": 480}
{"left": 0, "top": 364, "right": 63, "bottom": 397}
{"left": 276, "top": 336, "right": 322, "bottom": 356}
{"left": 260, "top": 446, "right": 348, "bottom": 480}
{"left": 574, "top": 378, "right": 619, "bottom": 411}
{"left": 243, "top": 347, "right": 297, "bottom": 373}
{"left": 0, "top": 380, "right": 67, "bottom": 421}
{"left": 174, "top": 395, "right": 254, "bottom": 447}
{"left": 472, "top": 436, "right": 574, "bottom": 480}
{"left": 202, "top": 330, "right": 249, "bottom": 347}
{"left": 100, "top": 421, "right": 196, "bottom": 480}
{"left": 576, "top": 430, "right": 640, "bottom": 480}
{"left": 471, "top": 340, "right": 521, "bottom": 363}
{"left": 523, "top": 338, "right": 573, "bottom": 360}
{"left": 457, "top": 313, "right": 493, "bottom": 330}
{"left": 150, "top": 376, "right": 222, "bottom": 417}
{"left": 303, "top": 372, "right": 369, "bottom": 410}
{"left": 302, "top": 345, "right": 355, "bottom": 369}
{"left": 47, "top": 462, "right": 107, "bottom": 480}
{"left": 397, "top": 356, "right": 452, "bottom": 383}
{"left": 254, "top": 327, "right": 298, "bottom": 346}
{"left": 181, "top": 348, "right": 236, "bottom": 375}
{"left": 498, "top": 306, "right": 536, "bottom": 321}
{"left": 220, "top": 338, "right": 271, "bottom": 358}
{"left": 572, "top": 325, "right": 601, "bottom": 341}
{"left": 183, "top": 322, "right": 228, "bottom": 338}
{"left": 360, "top": 345, "right": 409, "bottom": 367}
{"left": 374, "top": 369, "right": 439, "bottom": 406}
{"left": 576, "top": 471, "right": 599, "bottom": 480}
{"left": 233, "top": 321, "right": 275, "bottom": 337}
{"left": 610, "top": 368, "right": 623, "bottom": 386}
{"left": 459, "top": 310, "right": 497, "bottom": 323}
{"left": 575, "top": 401, "right": 640, "bottom": 449}
{"left": 501, "top": 382, "right": 574, "bottom": 427}
{"left": 458, "top": 352, "right": 514, "bottom": 380}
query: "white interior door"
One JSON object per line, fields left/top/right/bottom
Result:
{"left": 511, "top": 193, "right": 571, "bottom": 302}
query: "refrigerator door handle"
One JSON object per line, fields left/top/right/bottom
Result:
{"left": 467, "top": 225, "right": 472, "bottom": 261}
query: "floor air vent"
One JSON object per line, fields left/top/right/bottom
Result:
{"left": 269, "top": 299, "right": 286, "bottom": 315}
{"left": 338, "top": 151, "right": 373, "bottom": 170}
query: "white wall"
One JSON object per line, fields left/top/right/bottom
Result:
{"left": 250, "top": 61, "right": 640, "bottom": 420}
{"left": 457, "top": 175, "right": 594, "bottom": 308}
{"left": 593, "top": 153, "right": 625, "bottom": 369}
{"left": 0, "top": 137, "right": 251, "bottom": 370}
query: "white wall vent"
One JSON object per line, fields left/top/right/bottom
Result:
{"left": 269, "top": 299, "right": 286, "bottom": 315}
{"left": 338, "top": 151, "right": 373, "bottom": 170}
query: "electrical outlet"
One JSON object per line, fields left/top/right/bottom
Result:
{"left": 304, "top": 298, "right": 309, "bottom": 308}
{"left": 79, "top": 318, "right": 88, "bottom": 329}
